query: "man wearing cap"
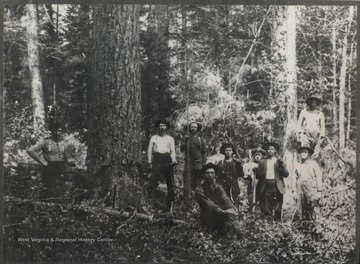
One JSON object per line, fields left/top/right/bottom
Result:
{"left": 27, "top": 121, "right": 76, "bottom": 198}
{"left": 195, "top": 163, "right": 242, "bottom": 237}
{"left": 243, "top": 147, "right": 267, "bottom": 211}
{"left": 294, "top": 145, "right": 322, "bottom": 222}
{"left": 217, "top": 143, "right": 244, "bottom": 205}
{"left": 180, "top": 121, "right": 206, "bottom": 200}
{"left": 297, "top": 95, "right": 325, "bottom": 159}
{"left": 256, "top": 142, "right": 289, "bottom": 222}
{"left": 147, "top": 119, "right": 177, "bottom": 212}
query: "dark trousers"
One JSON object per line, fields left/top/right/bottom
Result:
{"left": 41, "top": 161, "right": 65, "bottom": 199}
{"left": 150, "top": 153, "right": 175, "bottom": 210}
{"left": 260, "top": 179, "right": 283, "bottom": 221}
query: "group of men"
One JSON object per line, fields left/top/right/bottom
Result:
{"left": 146, "top": 95, "right": 324, "bottom": 235}
{"left": 27, "top": 95, "right": 324, "bottom": 236}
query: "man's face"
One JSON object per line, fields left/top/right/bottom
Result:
{"left": 189, "top": 123, "right": 198, "bottom": 134}
{"left": 158, "top": 123, "right": 167, "bottom": 132}
{"left": 267, "top": 146, "right": 276, "bottom": 157}
{"left": 52, "top": 128, "right": 63, "bottom": 140}
{"left": 300, "top": 149, "right": 310, "bottom": 160}
{"left": 224, "top": 147, "right": 233, "bottom": 158}
{"left": 204, "top": 168, "right": 216, "bottom": 184}
{"left": 254, "top": 153, "right": 264, "bottom": 162}
{"left": 308, "top": 99, "right": 318, "bottom": 108}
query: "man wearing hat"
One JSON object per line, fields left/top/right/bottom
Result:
{"left": 195, "top": 163, "right": 242, "bottom": 237}
{"left": 243, "top": 147, "right": 267, "bottom": 212}
{"left": 147, "top": 119, "right": 177, "bottom": 213}
{"left": 256, "top": 142, "right": 289, "bottom": 222}
{"left": 297, "top": 95, "right": 325, "bottom": 159}
{"left": 217, "top": 143, "right": 244, "bottom": 206}
{"left": 180, "top": 121, "right": 207, "bottom": 201}
{"left": 294, "top": 145, "right": 322, "bottom": 222}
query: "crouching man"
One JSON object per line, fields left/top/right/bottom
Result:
{"left": 195, "top": 163, "right": 241, "bottom": 237}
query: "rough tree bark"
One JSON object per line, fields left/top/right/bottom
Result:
{"left": 332, "top": 24, "right": 338, "bottom": 138}
{"left": 339, "top": 6, "right": 354, "bottom": 151}
{"left": 88, "top": 5, "right": 145, "bottom": 211}
{"left": 346, "top": 41, "right": 355, "bottom": 147}
{"left": 271, "top": 6, "right": 298, "bottom": 218}
{"left": 27, "top": 4, "right": 46, "bottom": 138}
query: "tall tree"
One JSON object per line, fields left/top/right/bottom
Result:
{"left": 332, "top": 24, "right": 338, "bottom": 137}
{"left": 88, "top": 5, "right": 144, "bottom": 210}
{"left": 339, "top": 6, "right": 354, "bottom": 151}
{"left": 26, "top": 4, "right": 45, "bottom": 137}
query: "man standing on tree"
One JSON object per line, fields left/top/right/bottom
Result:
{"left": 180, "top": 121, "right": 206, "bottom": 200}
{"left": 297, "top": 95, "right": 325, "bottom": 159}
{"left": 256, "top": 142, "right": 289, "bottom": 222}
{"left": 147, "top": 119, "right": 177, "bottom": 213}
{"left": 195, "top": 163, "right": 242, "bottom": 238}
{"left": 217, "top": 143, "right": 243, "bottom": 206}
{"left": 294, "top": 145, "right": 322, "bottom": 222}
{"left": 243, "top": 147, "right": 267, "bottom": 211}
{"left": 27, "top": 121, "right": 75, "bottom": 199}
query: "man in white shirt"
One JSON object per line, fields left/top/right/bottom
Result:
{"left": 295, "top": 145, "right": 322, "bottom": 222}
{"left": 147, "top": 119, "right": 177, "bottom": 213}
{"left": 256, "top": 142, "right": 289, "bottom": 222}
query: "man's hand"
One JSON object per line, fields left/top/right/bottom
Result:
{"left": 225, "top": 208, "right": 238, "bottom": 216}
{"left": 41, "top": 161, "right": 48, "bottom": 166}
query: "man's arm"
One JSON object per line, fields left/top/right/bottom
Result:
{"left": 278, "top": 159, "right": 289, "bottom": 178}
{"left": 319, "top": 112, "right": 325, "bottom": 137}
{"left": 195, "top": 187, "right": 226, "bottom": 215}
{"left": 147, "top": 136, "right": 155, "bottom": 164}
{"left": 170, "top": 137, "right": 177, "bottom": 164}
{"left": 27, "top": 140, "right": 47, "bottom": 166}
{"left": 313, "top": 161, "right": 322, "bottom": 192}
{"left": 63, "top": 144, "right": 76, "bottom": 167}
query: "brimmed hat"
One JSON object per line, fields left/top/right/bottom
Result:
{"left": 188, "top": 121, "right": 202, "bottom": 132}
{"left": 306, "top": 96, "right": 322, "bottom": 106}
{"left": 297, "top": 145, "right": 314, "bottom": 155}
{"left": 252, "top": 147, "right": 267, "bottom": 156}
{"left": 200, "top": 163, "right": 218, "bottom": 176}
{"left": 155, "top": 119, "right": 170, "bottom": 129}
{"left": 220, "top": 143, "right": 236, "bottom": 155}
{"left": 262, "top": 142, "right": 280, "bottom": 151}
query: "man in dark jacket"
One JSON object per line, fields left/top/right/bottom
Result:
{"left": 181, "top": 121, "right": 206, "bottom": 201}
{"left": 256, "top": 142, "right": 289, "bottom": 222}
{"left": 217, "top": 143, "right": 243, "bottom": 206}
{"left": 195, "top": 163, "right": 241, "bottom": 237}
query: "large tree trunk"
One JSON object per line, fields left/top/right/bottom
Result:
{"left": 88, "top": 5, "right": 144, "bottom": 211}
{"left": 271, "top": 6, "right": 298, "bottom": 220}
{"left": 339, "top": 6, "right": 354, "bottom": 151}
{"left": 332, "top": 24, "right": 338, "bottom": 140}
{"left": 27, "top": 4, "right": 46, "bottom": 138}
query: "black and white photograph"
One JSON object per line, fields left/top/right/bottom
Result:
{"left": 3, "top": 2, "right": 357, "bottom": 263}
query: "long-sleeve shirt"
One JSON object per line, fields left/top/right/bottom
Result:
{"left": 297, "top": 109, "right": 325, "bottom": 137}
{"left": 147, "top": 134, "right": 176, "bottom": 163}
{"left": 294, "top": 159, "right": 322, "bottom": 191}
{"left": 180, "top": 134, "right": 206, "bottom": 164}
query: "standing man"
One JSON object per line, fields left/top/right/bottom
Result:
{"left": 27, "top": 121, "right": 75, "bottom": 199}
{"left": 217, "top": 143, "right": 243, "bottom": 206}
{"left": 195, "top": 163, "right": 242, "bottom": 237}
{"left": 294, "top": 145, "right": 322, "bottom": 222}
{"left": 257, "top": 142, "right": 289, "bottom": 222}
{"left": 297, "top": 95, "right": 325, "bottom": 159}
{"left": 147, "top": 119, "right": 177, "bottom": 213}
{"left": 243, "top": 147, "right": 267, "bottom": 211}
{"left": 180, "top": 121, "right": 206, "bottom": 200}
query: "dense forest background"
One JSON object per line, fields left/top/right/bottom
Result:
{"left": 3, "top": 4, "right": 357, "bottom": 263}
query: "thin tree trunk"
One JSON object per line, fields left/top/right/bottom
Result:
{"left": 27, "top": 4, "right": 46, "bottom": 138}
{"left": 346, "top": 42, "right": 354, "bottom": 147}
{"left": 89, "top": 5, "right": 144, "bottom": 211}
{"left": 332, "top": 25, "right": 338, "bottom": 139}
{"left": 339, "top": 6, "right": 354, "bottom": 151}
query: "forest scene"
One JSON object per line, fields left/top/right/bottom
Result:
{"left": 3, "top": 4, "right": 357, "bottom": 264}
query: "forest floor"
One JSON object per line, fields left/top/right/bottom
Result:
{"left": 3, "top": 147, "right": 356, "bottom": 263}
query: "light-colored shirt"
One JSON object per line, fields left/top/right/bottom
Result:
{"left": 29, "top": 139, "right": 66, "bottom": 162}
{"left": 295, "top": 159, "right": 322, "bottom": 191}
{"left": 265, "top": 157, "right": 276, "bottom": 180}
{"left": 297, "top": 109, "right": 325, "bottom": 137}
{"left": 147, "top": 134, "right": 176, "bottom": 163}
